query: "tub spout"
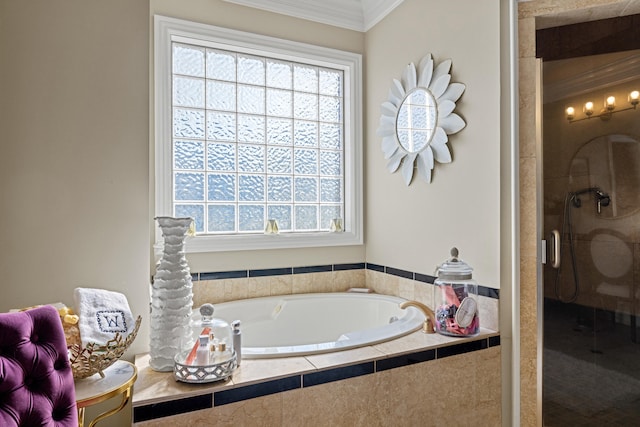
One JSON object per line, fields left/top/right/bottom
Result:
{"left": 399, "top": 300, "right": 436, "bottom": 334}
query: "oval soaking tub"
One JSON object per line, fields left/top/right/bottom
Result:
{"left": 202, "top": 293, "right": 425, "bottom": 358}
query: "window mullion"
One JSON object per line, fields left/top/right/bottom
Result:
{"left": 234, "top": 52, "right": 240, "bottom": 234}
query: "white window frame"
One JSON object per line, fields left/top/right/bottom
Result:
{"left": 154, "top": 15, "right": 363, "bottom": 252}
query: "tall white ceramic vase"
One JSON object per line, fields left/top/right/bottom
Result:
{"left": 149, "top": 216, "right": 194, "bottom": 371}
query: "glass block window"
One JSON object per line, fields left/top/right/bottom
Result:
{"left": 171, "top": 43, "right": 344, "bottom": 234}
{"left": 155, "top": 16, "right": 362, "bottom": 252}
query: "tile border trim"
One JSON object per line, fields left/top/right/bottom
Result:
{"left": 190, "top": 262, "right": 499, "bottom": 299}
{"left": 303, "top": 361, "right": 375, "bottom": 387}
{"left": 132, "top": 334, "right": 500, "bottom": 422}
{"left": 214, "top": 375, "right": 301, "bottom": 406}
{"left": 133, "top": 393, "right": 212, "bottom": 423}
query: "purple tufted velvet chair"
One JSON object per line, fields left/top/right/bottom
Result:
{"left": 0, "top": 305, "right": 78, "bottom": 426}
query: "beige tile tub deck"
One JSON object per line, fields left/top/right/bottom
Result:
{"left": 133, "top": 327, "right": 498, "bottom": 414}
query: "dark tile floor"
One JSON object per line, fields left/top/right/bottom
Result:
{"left": 543, "top": 299, "right": 640, "bottom": 426}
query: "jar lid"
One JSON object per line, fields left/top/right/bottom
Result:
{"left": 197, "top": 303, "right": 230, "bottom": 330}
{"left": 436, "top": 247, "right": 473, "bottom": 280}
{"left": 200, "top": 303, "right": 215, "bottom": 324}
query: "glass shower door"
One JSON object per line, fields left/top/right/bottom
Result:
{"left": 542, "top": 49, "right": 640, "bottom": 426}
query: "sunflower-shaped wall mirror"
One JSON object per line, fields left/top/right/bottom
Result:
{"left": 377, "top": 53, "right": 466, "bottom": 185}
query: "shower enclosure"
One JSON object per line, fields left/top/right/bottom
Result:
{"left": 542, "top": 47, "right": 640, "bottom": 426}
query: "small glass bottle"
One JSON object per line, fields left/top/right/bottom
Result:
{"left": 195, "top": 335, "right": 209, "bottom": 365}
{"left": 232, "top": 320, "right": 241, "bottom": 366}
{"left": 434, "top": 247, "right": 480, "bottom": 337}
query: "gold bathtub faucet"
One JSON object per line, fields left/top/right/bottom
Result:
{"left": 399, "top": 300, "right": 436, "bottom": 334}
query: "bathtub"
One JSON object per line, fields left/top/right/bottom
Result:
{"left": 202, "top": 292, "right": 425, "bottom": 358}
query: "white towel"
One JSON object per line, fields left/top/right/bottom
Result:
{"left": 73, "top": 287, "right": 135, "bottom": 348}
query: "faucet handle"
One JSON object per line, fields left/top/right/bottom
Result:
{"left": 424, "top": 317, "right": 435, "bottom": 334}
{"left": 399, "top": 300, "right": 436, "bottom": 334}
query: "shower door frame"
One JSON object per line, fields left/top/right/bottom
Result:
{"left": 535, "top": 57, "right": 545, "bottom": 427}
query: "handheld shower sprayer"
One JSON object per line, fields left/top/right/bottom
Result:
{"left": 595, "top": 190, "right": 611, "bottom": 213}
{"left": 570, "top": 187, "right": 611, "bottom": 213}
{"left": 554, "top": 187, "right": 611, "bottom": 302}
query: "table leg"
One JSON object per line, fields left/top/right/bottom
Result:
{"left": 85, "top": 387, "right": 132, "bottom": 427}
{"left": 78, "top": 407, "right": 85, "bottom": 427}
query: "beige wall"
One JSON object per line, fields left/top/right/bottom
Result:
{"left": 0, "top": 0, "right": 151, "bottom": 357}
{"left": 1, "top": 1, "right": 150, "bottom": 424}
{"left": 364, "top": 0, "right": 503, "bottom": 288}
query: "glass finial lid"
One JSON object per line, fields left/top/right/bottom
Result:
{"left": 200, "top": 303, "right": 215, "bottom": 323}
{"left": 436, "top": 247, "right": 473, "bottom": 280}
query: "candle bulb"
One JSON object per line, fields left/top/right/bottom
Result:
{"left": 605, "top": 96, "right": 616, "bottom": 111}
{"left": 583, "top": 101, "right": 594, "bottom": 116}
{"left": 565, "top": 106, "right": 575, "bottom": 121}
{"left": 629, "top": 90, "right": 639, "bottom": 107}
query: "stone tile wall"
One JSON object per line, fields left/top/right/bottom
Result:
{"left": 191, "top": 265, "right": 500, "bottom": 331}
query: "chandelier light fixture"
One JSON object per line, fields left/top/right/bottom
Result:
{"left": 565, "top": 90, "right": 639, "bottom": 122}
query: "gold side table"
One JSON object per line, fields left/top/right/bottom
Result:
{"left": 75, "top": 360, "right": 138, "bottom": 427}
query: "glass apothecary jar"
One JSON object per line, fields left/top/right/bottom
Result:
{"left": 434, "top": 248, "right": 480, "bottom": 337}
{"left": 174, "top": 303, "right": 237, "bottom": 383}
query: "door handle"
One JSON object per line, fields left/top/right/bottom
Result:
{"left": 549, "top": 229, "right": 561, "bottom": 269}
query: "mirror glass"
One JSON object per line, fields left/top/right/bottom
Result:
{"left": 396, "top": 88, "right": 437, "bottom": 153}
{"left": 569, "top": 133, "right": 640, "bottom": 218}
{"left": 377, "top": 53, "right": 466, "bottom": 185}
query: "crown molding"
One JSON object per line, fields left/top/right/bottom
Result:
{"left": 362, "top": 0, "right": 405, "bottom": 31}
{"left": 544, "top": 53, "right": 640, "bottom": 104}
{"left": 223, "top": 0, "right": 404, "bottom": 32}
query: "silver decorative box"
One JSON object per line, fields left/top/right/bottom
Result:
{"left": 174, "top": 351, "right": 237, "bottom": 383}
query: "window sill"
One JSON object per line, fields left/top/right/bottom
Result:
{"left": 154, "top": 230, "right": 362, "bottom": 254}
